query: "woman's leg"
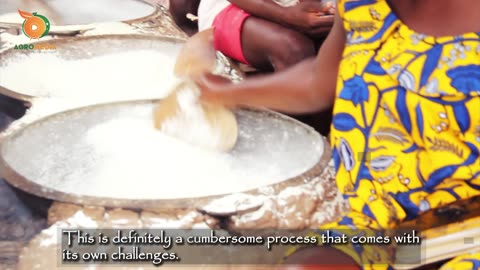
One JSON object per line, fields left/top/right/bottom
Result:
{"left": 213, "top": 5, "right": 317, "bottom": 72}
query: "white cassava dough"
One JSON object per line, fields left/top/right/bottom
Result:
{"left": 156, "top": 85, "right": 238, "bottom": 151}
{"left": 0, "top": 50, "right": 181, "bottom": 102}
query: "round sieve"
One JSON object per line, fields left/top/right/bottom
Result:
{"left": 0, "top": 100, "right": 330, "bottom": 209}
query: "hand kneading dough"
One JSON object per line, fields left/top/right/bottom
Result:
{"left": 153, "top": 81, "right": 238, "bottom": 152}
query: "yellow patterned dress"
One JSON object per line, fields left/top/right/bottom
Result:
{"left": 285, "top": 0, "right": 480, "bottom": 269}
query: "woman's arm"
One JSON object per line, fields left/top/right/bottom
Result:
{"left": 196, "top": 11, "right": 345, "bottom": 114}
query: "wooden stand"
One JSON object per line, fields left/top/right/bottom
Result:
{"left": 395, "top": 196, "right": 480, "bottom": 269}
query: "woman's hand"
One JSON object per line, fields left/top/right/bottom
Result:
{"left": 285, "top": 1, "right": 336, "bottom": 37}
{"left": 193, "top": 11, "right": 345, "bottom": 115}
{"left": 195, "top": 73, "right": 237, "bottom": 108}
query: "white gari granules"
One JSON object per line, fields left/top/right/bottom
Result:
{"left": 78, "top": 116, "right": 252, "bottom": 199}
{"left": 0, "top": 50, "right": 180, "bottom": 102}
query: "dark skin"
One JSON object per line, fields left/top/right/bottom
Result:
{"left": 229, "top": 0, "right": 335, "bottom": 37}
{"left": 389, "top": 0, "right": 480, "bottom": 37}
{"left": 0, "top": 93, "right": 27, "bottom": 120}
{"left": 240, "top": 16, "right": 318, "bottom": 71}
{"left": 195, "top": 0, "right": 480, "bottom": 267}
{"left": 169, "top": 0, "right": 334, "bottom": 71}
{"left": 195, "top": 10, "right": 345, "bottom": 114}
{"left": 195, "top": 0, "right": 480, "bottom": 112}
{"left": 168, "top": 0, "right": 200, "bottom": 36}
{"left": 226, "top": 0, "right": 335, "bottom": 71}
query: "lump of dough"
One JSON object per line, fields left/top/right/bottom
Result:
{"left": 153, "top": 81, "right": 238, "bottom": 152}
{"left": 174, "top": 29, "right": 217, "bottom": 78}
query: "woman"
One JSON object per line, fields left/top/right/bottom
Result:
{"left": 195, "top": 0, "right": 480, "bottom": 269}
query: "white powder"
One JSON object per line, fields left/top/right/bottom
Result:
{"left": 0, "top": 12, "right": 23, "bottom": 24}
{"left": 0, "top": 50, "right": 181, "bottom": 103}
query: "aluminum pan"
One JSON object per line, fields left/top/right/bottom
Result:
{"left": 0, "top": 34, "right": 185, "bottom": 103}
{"left": 0, "top": 0, "right": 157, "bottom": 26}
{"left": 0, "top": 100, "right": 331, "bottom": 210}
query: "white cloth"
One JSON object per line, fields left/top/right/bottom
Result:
{"left": 197, "top": 0, "right": 299, "bottom": 31}
{"left": 273, "top": 0, "right": 299, "bottom": 7}
{"left": 197, "top": 0, "right": 230, "bottom": 31}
